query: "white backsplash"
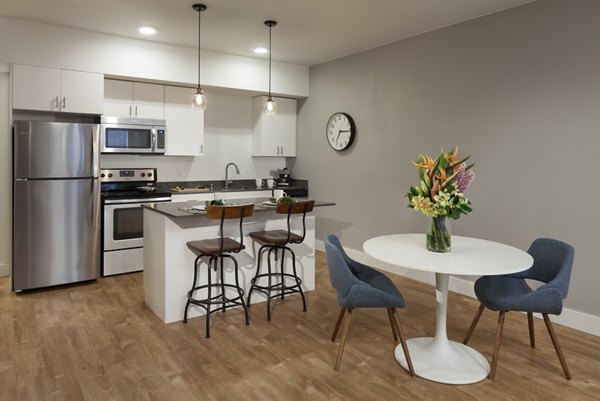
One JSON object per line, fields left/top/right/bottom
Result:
{"left": 100, "top": 92, "right": 287, "bottom": 182}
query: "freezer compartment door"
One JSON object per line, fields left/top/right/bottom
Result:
{"left": 13, "top": 121, "right": 99, "bottom": 179}
{"left": 13, "top": 179, "right": 100, "bottom": 291}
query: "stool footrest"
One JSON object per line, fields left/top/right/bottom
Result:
{"left": 187, "top": 283, "right": 246, "bottom": 307}
{"left": 250, "top": 273, "right": 303, "bottom": 296}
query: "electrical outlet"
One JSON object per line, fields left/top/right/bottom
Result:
{"left": 176, "top": 168, "right": 183, "bottom": 179}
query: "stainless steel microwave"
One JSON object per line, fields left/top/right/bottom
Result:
{"left": 100, "top": 116, "right": 166, "bottom": 154}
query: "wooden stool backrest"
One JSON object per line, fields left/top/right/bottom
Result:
{"left": 276, "top": 200, "right": 315, "bottom": 244}
{"left": 276, "top": 200, "right": 315, "bottom": 215}
{"left": 206, "top": 204, "right": 254, "bottom": 252}
{"left": 206, "top": 204, "right": 254, "bottom": 220}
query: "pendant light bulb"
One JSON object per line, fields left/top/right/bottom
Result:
{"left": 193, "top": 89, "right": 206, "bottom": 109}
{"left": 192, "top": 4, "right": 207, "bottom": 109}
{"left": 264, "top": 96, "right": 276, "bottom": 115}
{"left": 264, "top": 20, "right": 277, "bottom": 115}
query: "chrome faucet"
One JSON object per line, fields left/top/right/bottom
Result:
{"left": 225, "top": 162, "right": 240, "bottom": 189}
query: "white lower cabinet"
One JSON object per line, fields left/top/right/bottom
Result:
{"left": 214, "top": 190, "right": 272, "bottom": 200}
{"left": 171, "top": 190, "right": 272, "bottom": 204}
{"left": 171, "top": 193, "right": 214, "bottom": 203}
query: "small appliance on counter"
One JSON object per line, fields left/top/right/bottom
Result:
{"left": 278, "top": 167, "right": 291, "bottom": 186}
{"left": 101, "top": 168, "right": 171, "bottom": 276}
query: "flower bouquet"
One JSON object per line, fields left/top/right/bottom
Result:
{"left": 406, "top": 147, "right": 475, "bottom": 252}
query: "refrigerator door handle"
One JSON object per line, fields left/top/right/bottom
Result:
{"left": 91, "top": 125, "right": 100, "bottom": 178}
{"left": 91, "top": 179, "right": 100, "bottom": 230}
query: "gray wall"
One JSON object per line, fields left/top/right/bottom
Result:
{"left": 295, "top": 0, "right": 600, "bottom": 316}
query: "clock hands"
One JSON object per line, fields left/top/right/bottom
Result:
{"left": 336, "top": 129, "right": 351, "bottom": 142}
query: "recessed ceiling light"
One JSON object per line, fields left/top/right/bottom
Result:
{"left": 254, "top": 47, "right": 268, "bottom": 55}
{"left": 139, "top": 26, "right": 157, "bottom": 35}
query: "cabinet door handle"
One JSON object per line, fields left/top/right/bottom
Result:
{"left": 129, "top": 105, "right": 133, "bottom": 117}
{"left": 54, "top": 96, "right": 59, "bottom": 110}
{"left": 281, "top": 146, "right": 284, "bottom": 155}
{"left": 200, "top": 144, "right": 204, "bottom": 154}
{"left": 61, "top": 97, "right": 66, "bottom": 110}
{"left": 135, "top": 105, "right": 138, "bottom": 117}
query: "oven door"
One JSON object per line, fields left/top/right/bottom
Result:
{"left": 103, "top": 197, "right": 170, "bottom": 251}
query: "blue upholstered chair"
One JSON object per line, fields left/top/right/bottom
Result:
{"left": 463, "top": 238, "right": 574, "bottom": 380}
{"left": 324, "top": 234, "right": 414, "bottom": 374}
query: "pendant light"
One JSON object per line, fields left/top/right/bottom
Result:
{"left": 192, "top": 3, "right": 207, "bottom": 109}
{"left": 264, "top": 20, "right": 277, "bottom": 115}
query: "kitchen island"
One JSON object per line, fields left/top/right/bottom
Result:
{"left": 142, "top": 198, "right": 334, "bottom": 324}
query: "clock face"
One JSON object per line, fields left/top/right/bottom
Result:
{"left": 326, "top": 112, "right": 356, "bottom": 151}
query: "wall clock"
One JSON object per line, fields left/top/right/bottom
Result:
{"left": 326, "top": 112, "right": 356, "bottom": 151}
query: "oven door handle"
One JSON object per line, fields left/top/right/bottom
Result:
{"left": 104, "top": 196, "right": 171, "bottom": 205}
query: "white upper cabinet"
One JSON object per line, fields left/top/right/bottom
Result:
{"left": 104, "top": 79, "right": 165, "bottom": 119}
{"left": 12, "top": 64, "right": 104, "bottom": 114}
{"left": 251, "top": 96, "right": 297, "bottom": 157}
{"left": 164, "top": 86, "right": 204, "bottom": 156}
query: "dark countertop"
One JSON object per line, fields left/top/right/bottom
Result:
{"left": 158, "top": 179, "right": 308, "bottom": 194}
{"left": 142, "top": 197, "right": 335, "bottom": 219}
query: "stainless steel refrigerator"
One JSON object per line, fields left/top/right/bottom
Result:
{"left": 13, "top": 121, "right": 101, "bottom": 291}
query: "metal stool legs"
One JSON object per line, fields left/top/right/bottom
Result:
{"left": 247, "top": 243, "right": 307, "bottom": 320}
{"left": 183, "top": 254, "right": 249, "bottom": 338}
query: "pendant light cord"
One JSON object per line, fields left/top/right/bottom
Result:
{"left": 197, "top": 9, "right": 202, "bottom": 91}
{"left": 268, "top": 23, "right": 272, "bottom": 97}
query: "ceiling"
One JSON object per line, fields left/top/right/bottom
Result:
{"left": 0, "top": 0, "right": 533, "bottom": 66}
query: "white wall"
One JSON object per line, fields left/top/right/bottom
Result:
{"left": 0, "top": 64, "right": 10, "bottom": 277}
{"left": 0, "top": 17, "right": 308, "bottom": 97}
{"left": 101, "top": 92, "right": 285, "bottom": 181}
{"left": 296, "top": 0, "right": 600, "bottom": 319}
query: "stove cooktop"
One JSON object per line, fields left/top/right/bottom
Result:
{"left": 100, "top": 168, "right": 171, "bottom": 200}
{"left": 101, "top": 188, "right": 172, "bottom": 200}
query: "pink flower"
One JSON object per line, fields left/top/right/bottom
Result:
{"left": 455, "top": 163, "right": 475, "bottom": 193}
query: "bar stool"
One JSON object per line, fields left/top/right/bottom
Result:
{"left": 247, "top": 200, "right": 315, "bottom": 320}
{"left": 183, "top": 203, "right": 254, "bottom": 338}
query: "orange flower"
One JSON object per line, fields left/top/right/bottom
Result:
{"left": 444, "top": 147, "right": 458, "bottom": 163}
{"left": 412, "top": 154, "right": 437, "bottom": 170}
{"left": 435, "top": 169, "right": 447, "bottom": 181}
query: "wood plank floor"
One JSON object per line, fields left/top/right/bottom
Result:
{"left": 1, "top": 251, "right": 599, "bottom": 400}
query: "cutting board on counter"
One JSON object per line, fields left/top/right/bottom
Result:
{"left": 170, "top": 187, "right": 211, "bottom": 193}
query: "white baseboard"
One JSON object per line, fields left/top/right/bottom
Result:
{"left": 0, "top": 263, "right": 9, "bottom": 277}
{"left": 316, "top": 240, "right": 600, "bottom": 337}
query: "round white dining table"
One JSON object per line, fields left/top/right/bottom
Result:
{"left": 363, "top": 234, "right": 533, "bottom": 384}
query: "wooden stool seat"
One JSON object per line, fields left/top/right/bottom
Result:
{"left": 183, "top": 203, "right": 254, "bottom": 338}
{"left": 249, "top": 230, "right": 303, "bottom": 245}
{"left": 247, "top": 200, "right": 315, "bottom": 321}
{"left": 187, "top": 238, "right": 245, "bottom": 255}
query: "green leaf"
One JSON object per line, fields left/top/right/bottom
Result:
{"left": 438, "top": 152, "right": 448, "bottom": 170}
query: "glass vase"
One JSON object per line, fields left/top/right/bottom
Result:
{"left": 426, "top": 216, "right": 451, "bottom": 252}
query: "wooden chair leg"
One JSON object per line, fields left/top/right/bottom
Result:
{"left": 463, "top": 303, "right": 485, "bottom": 345}
{"left": 334, "top": 309, "right": 353, "bottom": 371}
{"left": 392, "top": 308, "right": 415, "bottom": 377}
{"left": 489, "top": 311, "right": 506, "bottom": 380}
{"left": 527, "top": 312, "right": 535, "bottom": 348}
{"left": 331, "top": 308, "right": 346, "bottom": 341}
{"left": 543, "top": 313, "right": 572, "bottom": 380}
{"left": 387, "top": 308, "right": 399, "bottom": 342}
